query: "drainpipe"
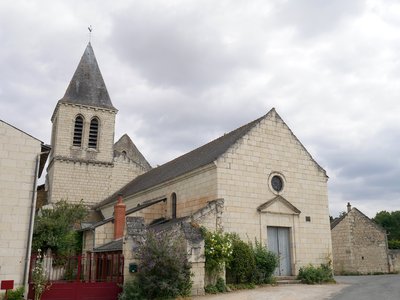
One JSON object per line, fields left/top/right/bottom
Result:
{"left": 23, "top": 151, "right": 48, "bottom": 298}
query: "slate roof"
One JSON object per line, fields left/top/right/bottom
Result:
{"left": 93, "top": 239, "right": 123, "bottom": 253}
{"left": 114, "top": 134, "right": 152, "bottom": 170}
{"left": 59, "top": 43, "right": 116, "bottom": 110}
{"left": 93, "top": 111, "right": 268, "bottom": 209}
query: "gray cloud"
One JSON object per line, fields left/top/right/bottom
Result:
{"left": 1, "top": 0, "right": 400, "bottom": 218}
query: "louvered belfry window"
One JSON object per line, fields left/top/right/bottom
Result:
{"left": 88, "top": 118, "right": 99, "bottom": 149}
{"left": 73, "top": 116, "right": 84, "bottom": 147}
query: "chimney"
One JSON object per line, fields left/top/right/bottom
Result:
{"left": 114, "top": 194, "right": 126, "bottom": 240}
{"left": 347, "top": 202, "right": 352, "bottom": 213}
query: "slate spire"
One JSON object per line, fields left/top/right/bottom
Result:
{"left": 61, "top": 42, "right": 116, "bottom": 110}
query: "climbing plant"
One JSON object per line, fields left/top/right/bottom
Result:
{"left": 32, "top": 200, "right": 88, "bottom": 256}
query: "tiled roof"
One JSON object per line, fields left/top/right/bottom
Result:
{"left": 60, "top": 43, "right": 116, "bottom": 110}
{"left": 94, "top": 111, "right": 268, "bottom": 209}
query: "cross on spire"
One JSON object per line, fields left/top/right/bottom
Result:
{"left": 88, "top": 25, "right": 93, "bottom": 42}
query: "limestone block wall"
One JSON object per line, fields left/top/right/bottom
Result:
{"left": 48, "top": 103, "right": 118, "bottom": 205}
{"left": 47, "top": 160, "right": 113, "bottom": 205}
{"left": 101, "top": 165, "right": 218, "bottom": 220}
{"left": 216, "top": 111, "right": 331, "bottom": 274}
{"left": 127, "top": 201, "right": 167, "bottom": 224}
{"left": 331, "top": 217, "right": 352, "bottom": 273}
{"left": 94, "top": 222, "right": 115, "bottom": 247}
{"left": 111, "top": 157, "right": 148, "bottom": 195}
{"left": 50, "top": 103, "right": 116, "bottom": 162}
{"left": 332, "top": 209, "right": 389, "bottom": 274}
{"left": 0, "top": 121, "right": 42, "bottom": 286}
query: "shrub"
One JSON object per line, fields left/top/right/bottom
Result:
{"left": 388, "top": 240, "right": 400, "bottom": 249}
{"left": 226, "top": 283, "right": 256, "bottom": 291}
{"left": 118, "top": 279, "right": 142, "bottom": 300}
{"left": 297, "top": 264, "right": 334, "bottom": 284}
{"left": 135, "top": 230, "right": 192, "bottom": 299}
{"left": 253, "top": 240, "right": 279, "bottom": 284}
{"left": 3, "top": 286, "right": 25, "bottom": 300}
{"left": 226, "top": 234, "right": 255, "bottom": 284}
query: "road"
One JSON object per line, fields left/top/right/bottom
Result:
{"left": 332, "top": 275, "right": 400, "bottom": 300}
{"left": 196, "top": 275, "right": 400, "bottom": 300}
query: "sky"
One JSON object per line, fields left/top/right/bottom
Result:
{"left": 1, "top": 0, "right": 399, "bottom": 218}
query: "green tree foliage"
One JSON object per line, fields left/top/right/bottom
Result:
{"left": 119, "top": 230, "right": 192, "bottom": 299}
{"left": 226, "top": 234, "right": 255, "bottom": 284}
{"left": 32, "top": 200, "right": 88, "bottom": 256}
{"left": 374, "top": 210, "right": 400, "bottom": 249}
{"left": 374, "top": 210, "right": 400, "bottom": 240}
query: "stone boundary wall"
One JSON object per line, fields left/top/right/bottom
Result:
{"left": 389, "top": 249, "right": 400, "bottom": 273}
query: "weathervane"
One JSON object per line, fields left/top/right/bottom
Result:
{"left": 88, "top": 25, "right": 93, "bottom": 42}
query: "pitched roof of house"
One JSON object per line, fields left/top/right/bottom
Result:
{"left": 93, "top": 111, "right": 267, "bottom": 209}
{"left": 331, "top": 207, "right": 386, "bottom": 232}
{"left": 114, "top": 134, "right": 151, "bottom": 170}
{"left": 59, "top": 43, "right": 116, "bottom": 110}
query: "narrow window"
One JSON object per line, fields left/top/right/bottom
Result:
{"left": 73, "top": 116, "right": 84, "bottom": 147}
{"left": 171, "top": 193, "right": 177, "bottom": 219}
{"left": 88, "top": 118, "right": 99, "bottom": 149}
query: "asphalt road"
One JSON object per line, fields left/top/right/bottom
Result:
{"left": 332, "top": 275, "right": 400, "bottom": 300}
{"left": 196, "top": 275, "right": 400, "bottom": 300}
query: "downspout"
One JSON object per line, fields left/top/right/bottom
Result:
{"left": 23, "top": 151, "right": 47, "bottom": 297}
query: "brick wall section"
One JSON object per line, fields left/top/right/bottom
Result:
{"left": 331, "top": 208, "right": 390, "bottom": 274}
{"left": 216, "top": 110, "right": 331, "bottom": 274}
{"left": 0, "top": 121, "right": 42, "bottom": 286}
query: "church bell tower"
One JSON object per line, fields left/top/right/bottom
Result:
{"left": 47, "top": 43, "right": 118, "bottom": 205}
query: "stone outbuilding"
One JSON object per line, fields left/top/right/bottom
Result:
{"left": 331, "top": 203, "right": 390, "bottom": 274}
{"left": 0, "top": 120, "right": 49, "bottom": 287}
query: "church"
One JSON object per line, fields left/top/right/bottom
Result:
{"left": 46, "top": 43, "right": 332, "bottom": 295}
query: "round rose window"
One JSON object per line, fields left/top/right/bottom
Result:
{"left": 271, "top": 175, "right": 283, "bottom": 192}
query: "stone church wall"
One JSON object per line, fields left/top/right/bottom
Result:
{"left": 50, "top": 103, "right": 116, "bottom": 162}
{"left": 47, "top": 160, "right": 114, "bottom": 205}
{"left": 0, "top": 121, "right": 42, "bottom": 286}
{"left": 111, "top": 155, "right": 149, "bottom": 195}
{"left": 101, "top": 165, "right": 218, "bottom": 220}
{"left": 216, "top": 111, "right": 331, "bottom": 274}
{"left": 47, "top": 103, "right": 117, "bottom": 205}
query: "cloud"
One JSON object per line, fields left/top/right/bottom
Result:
{"left": 1, "top": 0, "right": 400, "bottom": 218}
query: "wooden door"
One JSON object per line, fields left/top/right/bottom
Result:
{"left": 267, "top": 226, "right": 291, "bottom": 276}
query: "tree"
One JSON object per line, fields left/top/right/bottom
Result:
{"left": 374, "top": 210, "right": 400, "bottom": 249}
{"left": 374, "top": 210, "right": 400, "bottom": 240}
{"left": 32, "top": 200, "right": 88, "bottom": 256}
